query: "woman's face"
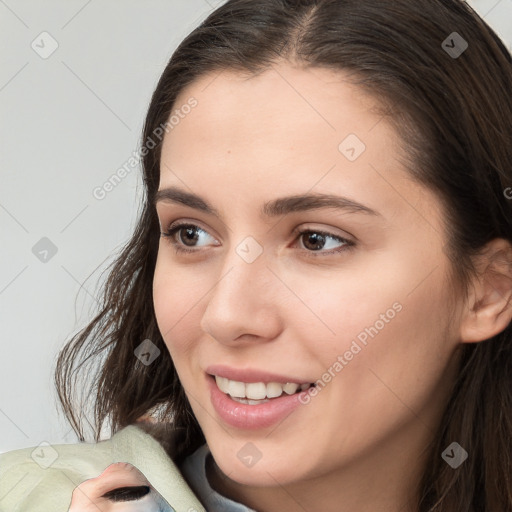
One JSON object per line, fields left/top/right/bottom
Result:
{"left": 153, "top": 63, "right": 463, "bottom": 491}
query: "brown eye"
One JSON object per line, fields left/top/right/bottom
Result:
{"left": 295, "top": 229, "right": 354, "bottom": 255}
{"left": 101, "top": 485, "right": 150, "bottom": 502}
{"left": 160, "top": 221, "right": 221, "bottom": 255}
{"left": 301, "top": 231, "right": 329, "bottom": 251}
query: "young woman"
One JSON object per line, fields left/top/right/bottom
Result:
{"left": 2, "top": 1, "right": 511, "bottom": 511}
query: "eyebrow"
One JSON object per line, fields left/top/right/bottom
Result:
{"left": 154, "top": 186, "right": 381, "bottom": 219}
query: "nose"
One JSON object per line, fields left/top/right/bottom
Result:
{"left": 199, "top": 244, "right": 283, "bottom": 346}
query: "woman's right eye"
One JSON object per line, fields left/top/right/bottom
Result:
{"left": 160, "top": 223, "right": 219, "bottom": 254}
{"left": 101, "top": 485, "right": 150, "bottom": 502}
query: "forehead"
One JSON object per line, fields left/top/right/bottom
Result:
{"left": 166, "top": 64, "right": 382, "bottom": 155}
{"left": 161, "top": 64, "right": 392, "bottom": 182}
{"left": 158, "top": 63, "right": 444, "bottom": 237}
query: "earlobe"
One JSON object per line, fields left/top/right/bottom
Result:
{"left": 459, "top": 238, "right": 512, "bottom": 344}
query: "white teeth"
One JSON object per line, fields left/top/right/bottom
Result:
{"left": 283, "top": 382, "right": 300, "bottom": 395}
{"left": 214, "top": 375, "right": 310, "bottom": 400}
{"left": 245, "top": 382, "right": 267, "bottom": 400}
{"left": 266, "top": 382, "right": 284, "bottom": 398}
{"left": 227, "top": 379, "right": 246, "bottom": 398}
{"left": 215, "top": 376, "right": 230, "bottom": 394}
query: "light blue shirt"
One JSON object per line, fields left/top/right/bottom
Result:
{"left": 180, "top": 444, "right": 257, "bottom": 512}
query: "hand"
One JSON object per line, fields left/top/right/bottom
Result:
{"left": 68, "top": 461, "right": 172, "bottom": 511}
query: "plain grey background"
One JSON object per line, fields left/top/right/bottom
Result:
{"left": 1, "top": 0, "right": 511, "bottom": 454}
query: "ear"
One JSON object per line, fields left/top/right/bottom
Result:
{"left": 459, "top": 238, "right": 512, "bottom": 343}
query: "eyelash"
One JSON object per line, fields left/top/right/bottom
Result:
{"left": 160, "top": 222, "right": 355, "bottom": 257}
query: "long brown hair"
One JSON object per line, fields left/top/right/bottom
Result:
{"left": 55, "top": 1, "right": 512, "bottom": 510}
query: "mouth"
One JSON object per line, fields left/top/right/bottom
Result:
{"left": 206, "top": 368, "right": 318, "bottom": 429}
{"left": 209, "top": 374, "right": 316, "bottom": 405}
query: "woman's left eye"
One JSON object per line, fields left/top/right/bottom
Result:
{"left": 160, "top": 223, "right": 354, "bottom": 256}
{"left": 294, "top": 229, "right": 354, "bottom": 255}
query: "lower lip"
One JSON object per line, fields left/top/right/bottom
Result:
{"left": 207, "top": 375, "right": 310, "bottom": 430}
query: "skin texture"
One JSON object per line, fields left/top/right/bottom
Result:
{"left": 152, "top": 62, "right": 510, "bottom": 512}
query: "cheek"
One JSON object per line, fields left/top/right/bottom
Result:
{"left": 152, "top": 253, "right": 208, "bottom": 357}
{"left": 275, "top": 260, "right": 410, "bottom": 357}
{"left": 282, "top": 251, "right": 456, "bottom": 400}
{"left": 308, "top": 262, "right": 456, "bottom": 430}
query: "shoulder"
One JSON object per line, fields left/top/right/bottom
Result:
{"left": 0, "top": 422, "right": 206, "bottom": 512}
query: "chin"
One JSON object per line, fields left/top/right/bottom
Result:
{"left": 210, "top": 442, "right": 305, "bottom": 487}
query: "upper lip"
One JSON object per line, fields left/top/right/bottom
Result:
{"left": 206, "top": 364, "right": 313, "bottom": 384}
